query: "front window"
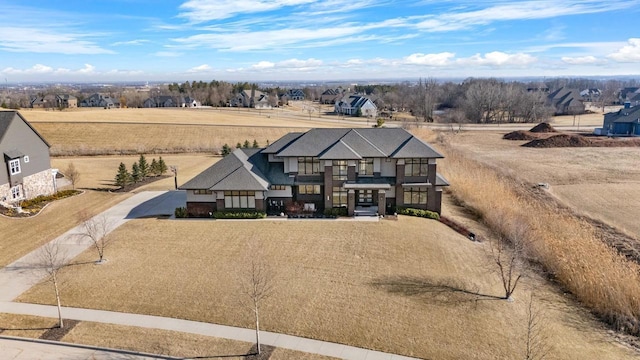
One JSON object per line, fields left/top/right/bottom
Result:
{"left": 358, "top": 158, "right": 373, "bottom": 176}
{"left": 358, "top": 190, "right": 373, "bottom": 204}
{"left": 332, "top": 186, "right": 348, "bottom": 207}
{"left": 298, "top": 185, "right": 321, "bottom": 195}
{"left": 404, "top": 158, "right": 428, "bottom": 177}
{"left": 297, "top": 157, "right": 320, "bottom": 175}
{"left": 194, "top": 189, "right": 213, "bottom": 195}
{"left": 224, "top": 191, "right": 256, "bottom": 209}
{"left": 11, "top": 186, "right": 21, "bottom": 199}
{"left": 332, "top": 160, "right": 348, "bottom": 180}
{"left": 270, "top": 185, "right": 286, "bottom": 191}
{"left": 9, "top": 159, "right": 20, "bottom": 175}
{"left": 403, "top": 187, "right": 427, "bottom": 205}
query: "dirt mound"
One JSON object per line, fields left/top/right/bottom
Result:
{"left": 523, "top": 134, "right": 592, "bottom": 148}
{"left": 529, "top": 122, "right": 557, "bottom": 133}
{"left": 503, "top": 130, "right": 538, "bottom": 140}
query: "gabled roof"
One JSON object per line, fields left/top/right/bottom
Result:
{"left": 0, "top": 111, "right": 51, "bottom": 147}
{"left": 261, "top": 132, "right": 304, "bottom": 154}
{"left": 274, "top": 128, "right": 443, "bottom": 159}
{"left": 605, "top": 106, "right": 640, "bottom": 124}
{"left": 180, "top": 148, "right": 269, "bottom": 191}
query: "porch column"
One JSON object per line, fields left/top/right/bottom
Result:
{"left": 347, "top": 189, "right": 355, "bottom": 216}
{"left": 377, "top": 190, "right": 386, "bottom": 215}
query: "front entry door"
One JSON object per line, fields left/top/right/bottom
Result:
{"left": 358, "top": 190, "right": 374, "bottom": 205}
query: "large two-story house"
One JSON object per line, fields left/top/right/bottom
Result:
{"left": 0, "top": 111, "right": 56, "bottom": 204}
{"left": 180, "top": 128, "right": 448, "bottom": 217}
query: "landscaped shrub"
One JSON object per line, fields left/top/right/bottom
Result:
{"left": 174, "top": 207, "right": 188, "bottom": 218}
{"left": 212, "top": 211, "right": 266, "bottom": 219}
{"left": 396, "top": 207, "right": 440, "bottom": 220}
{"left": 20, "top": 190, "right": 81, "bottom": 209}
{"left": 323, "top": 207, "right": 348, "bottom": 217}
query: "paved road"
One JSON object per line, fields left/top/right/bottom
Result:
{"left": 0, "top": 190, "right": 419, "bottom": 360}
{"left": 1, "top": 336, "right": 172, "bottom": 360}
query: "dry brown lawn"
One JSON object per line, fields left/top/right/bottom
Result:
{"left": 0, "top": 191, "right": 126, "bottom": 267}
{"left": 0, "top": 314, "right": 335, "bottom": 359}
{"left": 443, "top": 130, "right": 640, "bottom": 238}
{"left": 18, "top": 217, "right": 637, "bottom": 359}
{"left": 52, "top": 154, "right": 219, "bottom": 191}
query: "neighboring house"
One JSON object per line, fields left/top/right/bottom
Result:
{"left": 618, "top": 87, "right": 640, "bottom": 104}
{"left": 580, "top": 88, "right": 601, "bottom": 102}
{"left": 601, "top": 104, "right": 640, "bottom": 136}
{"left": 143, "top": 96, "right": 178, "bottom": 108}
{"left": 80, "top": 93, "right": 119, "bottom": 108}
{"left": 30, "top": 95, "right": 56, "bottom": 109}
{"left": 56, "top": 94, "right": 77, "bottom": 108}
{"left": 287, "top": 89, "right": 305, "bottom": 101}
{"left": 320, "top": 89, "right": 342, "bottom": 104}
{"left": 230, "top": 89, "right": 271, "bottom": 109}
{"left": 0, "top": 111, "right": 56, "bottom": 204}
{"left": 546, "top": 87, "right": 585, "bottom": 115}
{"left": 180, "top": 128, "right": 448, "bottom": 217}
{"left": 335, "top": 95, "right": 378, "bottom": 117}
{"left": 180, "top": 96, "right": 201, "bottom": 108}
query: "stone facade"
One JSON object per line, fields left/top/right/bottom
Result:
{"left": 1, "top": 169, "right": 55, "bottom": 205}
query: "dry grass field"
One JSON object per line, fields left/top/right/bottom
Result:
{"left": 0, "top": 314, "right": 334, "bottom": 359}
{"left": 0, "top": 191, "right": 126, "bottom": 267}
{"left": 52, "top": 153, "right": 219, "bottom": 191}
{"left": 18, "top": 218, "right": 637, "bottom": 359}
{"left": 443, "top": 130, "right": 640, "bottom": 238}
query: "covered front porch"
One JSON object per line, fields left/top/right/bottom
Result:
{"left": 343, "top": 183, "right": 391, "bottom": 217}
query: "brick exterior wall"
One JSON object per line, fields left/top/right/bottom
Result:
{"left": 187, "top": 202, "right": 216, "bottom": 217}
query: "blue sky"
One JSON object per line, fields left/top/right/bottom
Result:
{"left": 1, "top": 0, "right": 640, "bottom": 82}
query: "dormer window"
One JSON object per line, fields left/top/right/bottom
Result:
{"left": 9, "top": 159, "right": 20, "bottom": 175}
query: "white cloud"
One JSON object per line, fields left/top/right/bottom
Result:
{"left": 251, "top": 61, "right": 275, "bottom": 70}
{"left": 457, "top": 52, "right": 537, "bottom": 67}
{"left": 187, "top": 64, "right": 213, "bottom": 73}
{"left": 0, "top": 27, "right": 113, "bottom": 55}
{"left": 1, "top": 64, "right": 53, "bottom": 74}
{"left": 404, "top": 52, "right": 455, "bottom": 66}
{"left": 77, "top": 64, "right": 96, "bottom": 74}
{"left": 178, "top": 0, "right": 315, "bottom": 22}
{"left": 111, "top": 39, "right": 149, "bottom": 46}
{"left": 278, "top": 58, "right": 322, "bottom": 68}
{"left": 608, "top": 38, "right": 640, "bottom": 62}
{"left": 154, "top": 51, "right": 183, "bottom": 57}
{"left": 415, "top": 1, "right": 639, "bottom": 32}
{"left": 561, "top": 56, "right": 601, "bottom": 65}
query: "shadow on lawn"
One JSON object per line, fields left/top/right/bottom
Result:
{"left": 188, "top": 344, "right": 275, "bottom": 359}
{"left": 371, "top": 275, "right": 503, "bottom": 307}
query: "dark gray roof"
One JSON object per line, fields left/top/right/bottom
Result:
{"left": 275, "top": 128, "right": 442, "bottom": 159}
{"left": 0, "top": 111, "right": 50, "bottom": 147}
{"left": 261, "top": 132, "right": 304, "bottom": 154}
{"left": 4, "top": 149, "right": 24, "bottom": 159}
{"left": 605, "top": 106, "right": 640, "bottom": 123}
{"left": 436, "top": 173, "right": 449, "bottom": 187}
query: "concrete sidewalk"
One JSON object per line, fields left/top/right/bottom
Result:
{"left": 0, "top": 302, "right": 419, "bottom": 360}
{"left": 0, "top": 191, "right": 186, "bottom": 302}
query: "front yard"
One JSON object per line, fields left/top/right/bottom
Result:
{"left": 17, "top": 216, "right": 636, "bottom": 359}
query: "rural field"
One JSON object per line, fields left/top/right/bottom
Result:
{"left": 18, "top": 217, "right": 638, "bottom": 360}
{"left": 442, "top": 130, "right": 640, "bottom": 237}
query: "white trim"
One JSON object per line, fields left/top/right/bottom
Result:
{"left": 23, "top": 156, "right": 29, "bottom": 163}
{"left": 9, "top": 159, "right": 20, "bottom": 175}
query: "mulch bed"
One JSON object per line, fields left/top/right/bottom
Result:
{"left": 529, "top": 122, "right": 558, "bottom": 133}
{"left": 523, "top": 134, "right": 640, "bottom": 148}
{"left": 40, "top": 319, "right": 80, "bottom": 341}
{"left": 245, "top": 344, "right": 275, "bottom": 359}
{"left": 502, "top": 130, "right": 539, "bottom": 141}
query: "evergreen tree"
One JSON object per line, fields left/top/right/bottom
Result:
{"left": 138, "top": 154, "right": 149, "bottom": 179}
{"left": 236, "top": 142, "right": 242, "bottom": 149}
{"left": 252, "top": 139, "right": 259, "bottom": 148}
{"left": 115, "top": 162, "right": 131, "bottom": 188}
{"left": 157, "top": 156, "right": 168, "bottom": 175}
{"left": 221, "top": 143, "right": 232, "bottom": 156}
{"left": 150, "top": 158, "right": 159, "bottom": 176}
{"left": 131, "top": 162, "right": 141, "bottom": 183}
{"left": 243, "top": 140, "right": 250, "bottom": 148}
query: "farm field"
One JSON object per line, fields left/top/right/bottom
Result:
{"left": 18, "top": 217, "right": 637, "bottom": 360}
{"left": 442, "top": 130, "right": 640, "bottom": 238}
{"left": 52, "top": 153, "right": 219, "bottom": 191}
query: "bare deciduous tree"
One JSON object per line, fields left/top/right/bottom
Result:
{"left": 524, "top": 293, "right": 552, "bottom": 360}
{"left": 79, "top": 213, "right": 112, "bottom": 263}
{"left": 65, "top": 162, "right": 80, "bottom": 190}
{"left": 38, "top": 241, "right": 67, "bottom": 328}
{"left": 238, "top": 240, "right": 275, "bottom": 355}
{"left": 488, "top": 222, "right": 529, "bottom": 300}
